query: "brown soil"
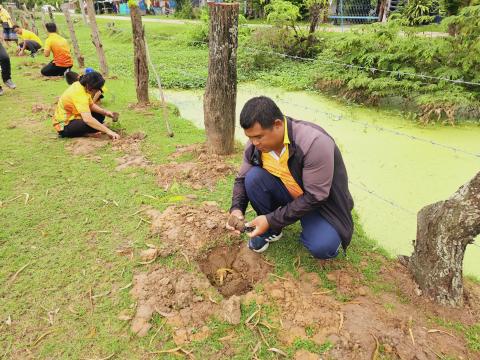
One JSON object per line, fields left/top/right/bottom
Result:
{"left": 31, "top": 103, "right": 56, "bottom": 121}
{"left": 130, "top": 266, "right": 242, "bottom": 341}
{"left": 227, "top": 213, "right": 246, "bottom": 232}
{"left": 198, "top": 243, "right": 272, "bottom": 298}
{"left": 144, "top": 202, "right": 234, "bottom": 258}
{"left": 112, "top": 131, "right": 150, "bottom": 171}
{"left": 254, "top": 261, "right": 479, "bottom": 360}
{"left": 66, "top": 136, "right": 110, "bottom": 156}
{"left": 156, "top": 144, "right": 237, "bottom": 190}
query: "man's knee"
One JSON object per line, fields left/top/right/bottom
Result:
{"left": 305, "top": 239, "right": 340, "bottom": 259}
{"left": 245, "top": 167, "right": 270, "bottom": 189}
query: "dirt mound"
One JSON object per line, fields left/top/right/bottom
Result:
{"left": 144, "top": 202, "right": 233, "bottom": 258}
{"left": 198, "top": 244, "right": 272, "bottom": 297}
{"left": 111, "top": 132, "right": 150, "bottom": 171}
{"left": 31, "top": 103, "right": 55, "bottom": 121}
{"left": 130, "top": 266, "right": 242, "bottom": 341}
{"left": 256, "top": 265, "right": 476, "bottom": 359}
{"left": 66, "top": 136, "right": 110, "bottom": 155}
{"left": 156, "top": 146, "right": 236, "bottom": 190}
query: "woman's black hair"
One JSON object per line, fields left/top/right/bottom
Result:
{"left": 79, "top": 71, "right": 105, "bottom": 92}
{"left": 65, "top": 71, "right": 80, "bottom": 85}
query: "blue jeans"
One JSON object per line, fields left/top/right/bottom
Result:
{"left": 245, "top": 167, "right": 341, "bottom": 259}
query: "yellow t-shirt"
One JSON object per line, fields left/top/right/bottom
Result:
{"left": 0, "top": 7, "right": 13, "bottom": 27}
{"left": 53, "top": 82, "right": 93, "bottom": 131}
{"left": 20, "top": 29, "right": 43, "bottom": 47}
{"left": 261, "top": 120, "right": 304, "bottom": 199}
{"left": 44, "top": 33, "right": 73, "bottom": 67}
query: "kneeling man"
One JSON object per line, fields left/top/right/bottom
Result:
{"left": 227, "top": 96, "right": 354, "bottom": 259}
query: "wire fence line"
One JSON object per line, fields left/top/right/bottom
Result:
{"left": 241, "top": 47, "right": 480, "bottom": 87}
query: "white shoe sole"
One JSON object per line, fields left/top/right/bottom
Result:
{"left": 266, "top": 232, "right": 283, "bottom": 242}
{"left": 247, "top": 241, "right": 269, "bottom": 253}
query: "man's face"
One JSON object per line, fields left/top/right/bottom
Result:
{"left": 244, "top": 119, "right": 284, "bottom": 153}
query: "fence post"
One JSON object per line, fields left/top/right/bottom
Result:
{"left": 203, "top": 2, "right": 239, "bottom": 155}
{"left": 129, "top": 4, "right": 149, "bottom": 104}
{"left": 62, "top": 4, "right": 85, "bottom": 68}
{"left": 85, "top": 0, "right": 108, "bottom": 76}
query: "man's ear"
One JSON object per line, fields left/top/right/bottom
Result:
{"left": 273, "top": 118, "right": 284, "bottom": 129}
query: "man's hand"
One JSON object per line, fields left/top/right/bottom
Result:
{"left": 226, "top": 209, "right": 244, "bottom": 235}
{"left": 18, "top": 50, "right": 24, "bottom": 56}
{"left": 245, "top": 215, "right": 269, "bottom": 238}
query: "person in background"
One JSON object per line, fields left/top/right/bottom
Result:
{"left": 65, "top": 67, "right": 107, "bottom": 104}
{"left": 53, "top": 71, "right": 120, "bottom": 139}
{"left": 0, "top": 5, "right": 17, "bottom": 45}
{"left": 0, "top": 42, "right": 16, "bottom": 95}
{"left": 41, "top": 22, "right": 73, "bottom": 77}
{"left": 12, "top": 25, "right": 42, "bottom": 57}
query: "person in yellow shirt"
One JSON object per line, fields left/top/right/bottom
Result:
{"left": 53, "top": 71, "right": 120, "bottom": 139}
{"left": 41, "top": 23, "right": 74, "bottom": 77}
{"left": 0, "top": 5, "right": 17, "bottom": 44}
{"left": 12, "top": 25, "right": 42, "bottom": 57}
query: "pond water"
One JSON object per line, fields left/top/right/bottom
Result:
{"left": 164, "top": 83, "right": 480, "bottom": 277}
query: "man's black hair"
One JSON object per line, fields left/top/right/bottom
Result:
{"left": 79, "top": 71, "right": 105, "bottom": 92}
{"left": 45, "top": 23, "right": 57, "bottom": 33}
{"left": 12, "top": 25, "right": 20, "bottom": 30}
{"left": 65, "top": 71, "right": 80, "bottom": 85}
{"left": 239, "top": 96, "right": 284, "bottom": 129}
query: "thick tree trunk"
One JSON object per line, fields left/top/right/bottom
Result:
{"left": 62, "top": 4, "right": 85, "bottom": 68}
{"left": 309, "top": 4, "right": 321, "bottom": 34}
{"left": 79, "top": 0, "right": 89, "bottom": 25}
{"left": 129, "top": 5, "right": 149, "bottom": 104}
{"left": 203, "top": 3, "right": 239, "bottom": 155}
{"left": 86, "top": 0, "right": 108, "bottom": 76}
{"left": 408, "top": 171, "right": 480, "bottom": 307}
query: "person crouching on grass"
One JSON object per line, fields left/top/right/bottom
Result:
{"left": 12, "top": 25, "right": 42, "bottom": 57}
{"left": 52, "top": 71, "right": 121, "bottom": 140}
{"left": 226, "top": 96, "right": 354, "bottom": 260}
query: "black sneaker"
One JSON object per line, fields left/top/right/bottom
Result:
{"left": 248, "top": 231, "right": 283, "bottom": 253}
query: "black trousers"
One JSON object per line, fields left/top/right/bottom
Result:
{"left": 19, "top": 40, "right": 41, "bottom": 53}
{"left": 0, "top": 43, "right": 11, "bottom": 82}
{"left": 41, "top": 61, "right": 72, "bottom": 77}
{"left": 58, "top": 112, "right": 106, "bottom": 138}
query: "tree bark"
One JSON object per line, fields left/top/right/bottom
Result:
{"left": 48, "top": 7, "right": 54, "bottom": 23}
{"left": 86, "top": 0, "right": 108, "bottom": 76}
{"left": 309, "top": 4, "right": 321, "bottom": 34}
{"left": 408, "top": 171, "right": 480, "bottom": 307}
{"left": 79, "top": 0, "right": 89, "bottom": 25}
{"left": 62, "top": 4, "right": 85, "bottom": 68}
{"left": 129, "top": 5, "right": 149, "bottom": 104}
{"left": 203, "top": 3, "right": 239, "bottom": 155}
{"left": 7, "top": 6, "right": 17, "bottom": 24}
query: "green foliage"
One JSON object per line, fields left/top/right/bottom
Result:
{"left": 265, "top": 0, "right": 301, "bottom": 29}
{"left": 398, "top": 0, "right": 438, "bottom": 25}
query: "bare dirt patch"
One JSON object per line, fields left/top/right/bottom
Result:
{"left": 198, "top": 243, "right": 272, "bottom": 297}
{"left": 144, "top": 202, "right": 234, "bottom": 259}
{"left": 66, "top": 136, "right": 110, "bottom": 156}
{"left": 130, "top": 266, "right": 242, "bottom": 342}
{"left": 156, "top": 144, "right": 237, "bottom": 190}
{"left": 31, "top": 103, "right": 56, "bottom": 121}
{"left": 112, "top": 131, "right": 151, "bottom": 171}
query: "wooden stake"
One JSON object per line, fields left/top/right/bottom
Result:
{"left": 203, "top": 3, "right": 239, "bottom": 155}
{"left": 129, "top": 4, "right": 149, "bottom": 104}
{"left": 78, "top": 0, "right": 88, "bottom": 25}
{"left": 144, "top": 32, "right": 174, "bottom": 137}
{"left": 85, "top": 0, "right": 108, "bottom": 76}
{"left": 61, "top": 4, "right": 85, "bottom": 67}
{"left": 48, "top": 7, "right": 54, "bottom": 23}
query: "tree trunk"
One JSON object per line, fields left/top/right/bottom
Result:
{"left": 129, "top": 5, "right": 149, "bottom": 104}
{"left": 22, "top": 5, "right": 38, "bottom": 35}
{"left": 309, "top": 4, "right": 321, "bottom": 34}
{"left": 48, "top": 7, "right": 54, "bottom": 22}
{"left": 79, "top": 0, "right": 89, "bottom": 25}
{"left": 62, "top": 4, "right": 85, "bottom": 68}
{"left": 408, "top": 171, "right": 480, "bottom": 307}
{"left": 203, "top": 3, "right": 239, "bottom": 155}
{"left": 7, "top": 6, "right": 17, "bottom": 24}
{"left": 86, "top": 0, "right": 108, "bottom": 76}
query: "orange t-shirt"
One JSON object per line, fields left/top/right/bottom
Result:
{"left": 44, "top": 33, "right": 73, "bottom": 67}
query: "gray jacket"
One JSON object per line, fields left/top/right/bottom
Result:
{"left": 230, "top": 117, "right": 354, "bottom": 249}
